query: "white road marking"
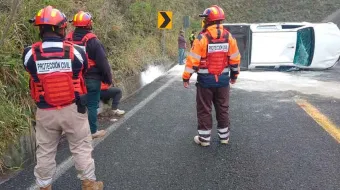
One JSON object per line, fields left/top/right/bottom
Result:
{"left": 29, "top": 74, "right": 178, "bottom": 190}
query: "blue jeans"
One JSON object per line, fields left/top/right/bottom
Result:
{"left": 85, "top": 79, "right": 101, "bottom": 134}
{"left": 178, "top": 48, "right": 185, "bottom": 65}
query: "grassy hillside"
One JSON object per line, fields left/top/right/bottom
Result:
{"left": 0, "top": 0, "right": 339, "bottom": 169}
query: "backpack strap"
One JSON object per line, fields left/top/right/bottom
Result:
{"left": 81, "top": 33, "right": 97, "bottom": 44}
{"left": 31, "top": 42, "right": 42, "bottom": 61}
{"left": 65, "top": 31, "right": 74, "bottom": 41}
{"left": 63, "top": 41, "right": 75, "bottom": 61}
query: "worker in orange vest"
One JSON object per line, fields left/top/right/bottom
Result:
{"left": 66, "top": 11, "right": 112, "bottom": 139}
{"left": 23, "top": 6, "right": 103, "bottom": 189}
{"left": 182, "top": 5, "right": 241, "bottom": 147}
{"left": 100, "top": 82, "right": 125, "bottom": 116}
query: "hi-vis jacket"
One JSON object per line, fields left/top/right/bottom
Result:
{"left": 189, "top": 34, "right": 195, "bottom": 42}
{"left": 182, "top": 24, "right": 240, "bottom": 88}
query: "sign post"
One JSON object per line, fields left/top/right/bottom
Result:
{"left": 158, "top": 11, "right": 172, "bottom": 56}
{"left": 183, "top": 16, "right": 190, "bottom": 39}
{"left": 183, "top": 16, "right": 190, "bottom": 29}
{"left": 161, "top": 30, "right": 165, "bottom": 56}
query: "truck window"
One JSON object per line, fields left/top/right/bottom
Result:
{"left": 293, "top": 27, "right": 315, "bottom": 66}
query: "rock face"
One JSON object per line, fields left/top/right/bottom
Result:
{"left": 2, "top": 129, "right": 36, "bottom": 171}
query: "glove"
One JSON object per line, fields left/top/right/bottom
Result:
{"left": 183, "top": 81, "right": 189, "bottom": 88}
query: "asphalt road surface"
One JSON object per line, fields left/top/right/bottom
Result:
{"left": 1, "top": 62, "right": 340, "bottom": 190}
{"left": 324, "top": 9, "right": 340, "bottom": 26}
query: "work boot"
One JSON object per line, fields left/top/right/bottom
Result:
{"left": 40, "top": 185, "right": 52, "bottom": 190}
{"left": 92, "top": 130, "right": 106, "bottom": 139}
{"left": 82, "top": 179, "right": 104, "bottom": 190}
{"left": 194, "top": 136, "right": 210, "bottom": 147}
{"left": 112, "top": 109, "right": 125, "bottom": 116}
{"left": 220, "top": 138, "right": 229, "bottom": 144}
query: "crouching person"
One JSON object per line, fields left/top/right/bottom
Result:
{"left": 100, "top": 83, "right": 125, "bottom": 116}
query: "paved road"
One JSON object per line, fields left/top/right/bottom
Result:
{"left": 323, "top": 9, "right": 340, "bottom": 26}
{"left": 1, "top": 63, "right": 340, "bottom": 190}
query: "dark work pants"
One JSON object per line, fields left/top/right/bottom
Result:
{"left": 85, "top": 79, "right": 101, "bottom": 134}
{"left": 196, "top": 84, "right": 230, "bottom": 142}
{"left": 100, "top": 87, "right": 122, "bottom": 110}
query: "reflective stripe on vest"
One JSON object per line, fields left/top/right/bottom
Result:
{"left": 198, "top": 68, "right": 230, "bottom": 74}
{"left": 30, "top": 41, "right": 86, "bottom": 107}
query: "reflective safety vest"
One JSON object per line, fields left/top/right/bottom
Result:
{"left": 101, "top": 82, "right": 110, "bottom": 91}
{"left": 199, "top": 30, "right": 230, "bottom": 82}
{"left": 29, "top": 41, "right": 87, "bottom": 107}
{"left": 189, "top": 34, "right": 195, "bottom": 42}
{"left": 66, "top": 32, "right": 97, "bottom": 68}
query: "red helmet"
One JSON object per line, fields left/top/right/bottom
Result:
{"left": 71, "top": 11, "right": 93, "bottom": 28}
{"left": 199, "top": 5, "right": 225, "bottom": 22}
{"left": 31, "top": 6, "right": 67, "bottom": 28}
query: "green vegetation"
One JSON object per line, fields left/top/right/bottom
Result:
{"left": 0, "top": 0, "right": 339, "bottom": 170}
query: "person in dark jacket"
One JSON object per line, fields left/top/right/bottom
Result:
{"left": 66, "top": 11, "right": 112, "bottom": 139}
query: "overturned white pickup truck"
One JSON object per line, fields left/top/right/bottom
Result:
{"left": 223, "top": 22, "right": 340, "bottom": 70}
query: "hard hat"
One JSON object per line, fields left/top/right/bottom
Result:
{"left": 29, "top": 6, "right": 67, "bottom": 29}
{"left": 199, "top": 5, "right": 225, "bottom": 22}
{"left": 71, "top": 11, "right": 93, "bottom": 28}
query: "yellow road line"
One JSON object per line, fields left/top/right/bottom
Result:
{"left": 295, "top": 99, "right": 340, "bottom": 143}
